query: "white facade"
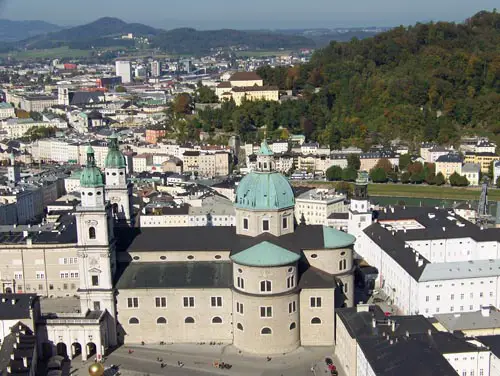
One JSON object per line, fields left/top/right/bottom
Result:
{"left": 295, "top": 189, "right": 347, "bottom": 225}
{"left": 115, "top": 61, "right": 132, "bottom": 84}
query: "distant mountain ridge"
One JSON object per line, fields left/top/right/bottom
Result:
{"left": 11, "top": 17, "right": 315, "bottom": 54}
{"left": 0, "top": 19, "right": 62, "bottom": 42}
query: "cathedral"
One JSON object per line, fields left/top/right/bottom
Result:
{"left": 0, "top": 136, "right": 357, "bottom": 358}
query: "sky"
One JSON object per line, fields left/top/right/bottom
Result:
{"left": 0, "top": 0, "right": 497, "bottom": 29}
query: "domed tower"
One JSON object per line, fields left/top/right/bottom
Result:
{"left": 104, "top": 133, "right": 132, "bottom": 224}
{"left": 235, "top": 140, "right": 295, "bottom": 237}
{"left": 75, "top": 146, "right": 117, "bottom": 345}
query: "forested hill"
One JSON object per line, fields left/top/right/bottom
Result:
{"left": 255, "top": 11, "right": 500, "bottom": 148}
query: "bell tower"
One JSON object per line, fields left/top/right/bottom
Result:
{"left": 347, "top": 171, "right": 372, "bottom": 253}
{"left": 104, "top": 133, "right": 132, "bottom": 225}
{"left": 75, "top": 146, "right": 117, "bottom": 345}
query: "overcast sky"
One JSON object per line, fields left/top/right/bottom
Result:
{"left": 0, "top": 0, "right": 497, "bottom": 29}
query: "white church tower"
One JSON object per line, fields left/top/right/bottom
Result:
{"left": 347, "top": 171, "right": 372, "bottom": 254}
{"left": 104, "top": 133, "right": 132, "bottom": 225}
{"left": 75, "top": 146, "right": 117, "bottom": 345}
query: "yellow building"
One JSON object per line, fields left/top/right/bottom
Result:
{"left": 435, "top": 153, "right": 463, "bottom": 180}
{"left": 464, "top": 152, "right": 500, "bottom": 174}
{"left": 215, "top": 71, "right": 279, "bottom": 105}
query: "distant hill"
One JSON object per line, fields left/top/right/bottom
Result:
{"left": 0, "top": 19, "right": 62, "bottom": 42}
{"left": 20, "top": 17, "right": 162, "bottom": 49}
{"left": 151, "top": 28, "right": 315, "bottom": 54}
{"left": 12, "top": 17, "right": 315, "bottom": 54}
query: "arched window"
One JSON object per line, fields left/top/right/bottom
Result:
{"left": 311, "top": 317, "right": 321, "bottom": 324}
{"left": 185, "top": 317, "right": 195, "bottom": 324}
{"left": 156, "top": 317, "right": 167, "bottom": 324}
{"left": 261, "top": 327, "right": 272, "bottom": 335}
{"left": 89, "top": 227, "right": 96, "bottom": 239}
{"left": 237, "top": 323, "right": 243, "bottom": 331}
{"left": 289, "top": 322, "right": 296, "bottom": 330}
{"left": 260, "top": 280, "right": 272, "bottom": 292}
{"left": 212, "top": 316, "right": 222, "bottom": 324}
{"left": 129, "top": 317, "right": 139, "bottom": 324}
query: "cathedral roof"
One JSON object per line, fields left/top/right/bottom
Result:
{"left": 230, "top": 241, "right": 300, "bottom": 267}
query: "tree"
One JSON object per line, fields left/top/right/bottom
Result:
{"left": 449, "top": 172, "right": 469, "bottom": 186}
{"left": 374, "top": 158, "right": 393, "bottom": 173}
{"left": 387, "top": 171, "right": 398, "bottom": 182}
{"left": 326, "top": 165, "right": 343, "bottom": 181}
{"left": 115, "top": 85, "right": 127, "bottom": 93}
{"left": 370, "top": 168, "right": 388, "bottom": 183}
{"left": 171, "top": 93, "right": 194, "bottom": 115}
{"left": 29, "top": 111, "right": 43, "bottom": 121}
{"left": 399, "top": 154, "right": 412, "bottom": 171}
{"left": 410, "top": 172, "right": 424, "bottom": 184}
{"left": 425, "top": 172, "right": 436, "bottom": 185}
{"left": 496, "top": 176, "right": 500, "bottom": 188}
{"left": 401, "top": 171, "right": 411, "bottom": 184}
{"left": 347, "top": 154, "right": 361, "bottom": 171}
{"left": 407, "top": 162, "right": 424, "bottom": 175}
{"left": 195, "top": 83, "right": 218, "bottom": 103}
{"left": 435, "top": 172, "right": 446, "bottom": 186}
{"left": 342, "top": 167, "right": 358, "bottom": 182}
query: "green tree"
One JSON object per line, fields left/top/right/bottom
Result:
{"left": 29, "top": 111, "right": 43, "bottom": 121}
{"left": 171, "top": 93, "right": 194, "bottom": 115}
{"left": 410, "top": 172, "right": 424, "bottom": 184}
{"left": 435, "top": 172, "right": 446, "bottom": 186}
{"left": 342, "top": 167, "right": 358, "bottom": 181}
{"left": 387, "top": 171, "right": 398, "bottom": 182}
{"left": 195, "top": 82, "right": 218, "bottom": 103}
{"left": 425, "top": 172, "right": 436, "bottom": 185}
{"left": 401, "top": 171, "right": 411, "bottom": 184}
{"left": 496, "top": 176, "right": 500, "bottom": 188}
{"left": 370, "top": 168, "right": 388, "bottom": 183}
{"left": 374, "top": 158, "right": 393, "bottom": 173}
{"left": 347, "top": 155, "right": 361, "bottom": 171}
{"left": 326, "top": 165, "right": 343, "bottom": 181}
{"left": 115, "top": 85, "right": 127, "bottom": 93}
{"left": 399, "top": 154, "right": 412, "bottom": 171}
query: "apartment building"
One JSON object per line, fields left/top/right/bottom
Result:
{"left": 465, "top": 152, "right": 500, "bottom": 174}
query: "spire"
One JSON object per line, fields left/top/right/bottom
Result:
{"left": 258, "top": 139, "right": 273, "bottom": 156}
{"left": 86, "top": 145, "right": 96, "bottom": 167}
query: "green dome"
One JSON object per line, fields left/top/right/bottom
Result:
{"left": 80, "top": 145, "right": 104, "bottom": 187}
{"left": 80, "top": 166, "right": 104, "bottom": 187}
{"left": 105, "top": 133, "right": 126, "bottom": 169}
{"left": 235, "top": 172, "right": 295, "bottom": 210}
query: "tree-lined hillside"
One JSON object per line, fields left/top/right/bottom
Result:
{"left": 247, "top": 11, "right": 500, "bottom": 148}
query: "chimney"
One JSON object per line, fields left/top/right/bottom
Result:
{"left": 10, "top": 353, "right": 14, "bottom": 360}
{"left": 391, "top": 320, "right": 396, "bottom": 332}
{"left": 442, "top": 226, "right": 446, "bottom": 232}
{"left": 481, "top": 306, "right": 491, "bottom": 317}
{"left": 390, "top": 207, "right": 395, "bottom": 213}
{"left": 22, "top": 357, "right": 28, "bottom": 367}
{"left": 418, "top": 259, "right": 424, "bottom": 267}
{"left": 372, "top": 318, "right": 376, "bottom": 328}
{"left": 427, "top": 329, "right": 432, "bottom": 336}
{"left": 11, "top": 299, "right": 16, "bottom": 305}
{"left": 389, "top": 339, "right": 394, "bottom": 345}
{"left": 405, "top": 331, "right": 410, "bottom": 337}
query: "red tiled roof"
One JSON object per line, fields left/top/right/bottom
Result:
{"left": 229, "top": 71, "right": 262, "bottom": 81}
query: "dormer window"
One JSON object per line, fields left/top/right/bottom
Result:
{"left": 262, "top": 220, "right": 269, "bottom": 232}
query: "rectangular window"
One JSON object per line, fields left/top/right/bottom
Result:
{"left": 436, "top": 295, "right": 440, "bottom": 301}
{"left": 236, "top": 302, "right": 244, "bottom": 314}
{"left": 36, "top": 271, "right": 45, "bottom": 280}
{"left": 243, "top": 218, "right": 249, "bottom": 230}
{"left": 425, "top": 296, "right": 429, "bottom": 302}
{"left": 260, "top": 280, "right": 272, "bottom": 292}
{"left": 14, "top": 272, "right": 23, "bottom": 280}
{"left": 260, "top": 306, "right": 272, "bottom": 317}
{"left": 262, "top": 220, "right": 269, "bottom": 231}
{"left": 183, "top": 296, "right": 195, "bottom": 307}
{"left": 211, "top": 296, "right": 223, "bottom": 307}
{"left": 288, "top": 301, "right": 296, "bottom": 313}
{"left": 70, "top": 271, "right": 79, "bottom": 279}
{"left": 127, "top": 297, "right": 139, "bottom": 308}
{"left": 310, "top": 297, "right": 322, "bottom": 308}
{"left": 287, "top": 276, "right": 295, "bottom": 289}
{"left": 155, "top": 297, "right": 167, "bottom": 307}
{"left": 451, "top": 294, "right": 454, "bottom": 300}
{"left": 38, "top": 284, "right": 43, "bottom": 290}
{"left": 93, "top": 302, "right": 101, "bottom": 311}
{"left": 282, "top": 217, "right": 288, "bottom": 229}
{"left": 91, "top": 275, "right": 99, "bottom": 286}
{"left": 237, "top": 277, "right": 245, "bottom": 289}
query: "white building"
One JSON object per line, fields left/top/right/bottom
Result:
{"left": 295, "top": 189, "right": 347, "bottom": 226}
{"left": 462, "top": 163, "right": 481, "bottom": 186}
{"left": 116, "top": 61, "right": 132, "bottom": 83}
{"left": 494, "top": 161, "right": 500, "bottom": 185}
{"left": 0, "top": 102, "right": 16, "bottom": 120}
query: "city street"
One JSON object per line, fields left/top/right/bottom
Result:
{"left": 68, "top": 344, "right": 344, "bottom": 376}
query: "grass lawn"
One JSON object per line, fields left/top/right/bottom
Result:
{"left": 367, "top": 184, "right": 500, "bottom": 201}
{"left": 0, "top": 47, "right": 91, "bottom": 60}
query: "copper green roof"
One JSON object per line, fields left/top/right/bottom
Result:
{"left": 230, "top": 241, "right": 300, "bottom": 267}
{"left": 80, "top": 145, "right": 104, "bottom": 187}
{"left": 322, "top": 226, "right": 356, "bottom": 248}
{"left": 235, "top": 171, "right": 294, "bottom": 210}
{"left": 258, "top": 140, "right": 273, "bottom": 156}
{"left": 105, "top": 133, "right": 126, "bottom": 169}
